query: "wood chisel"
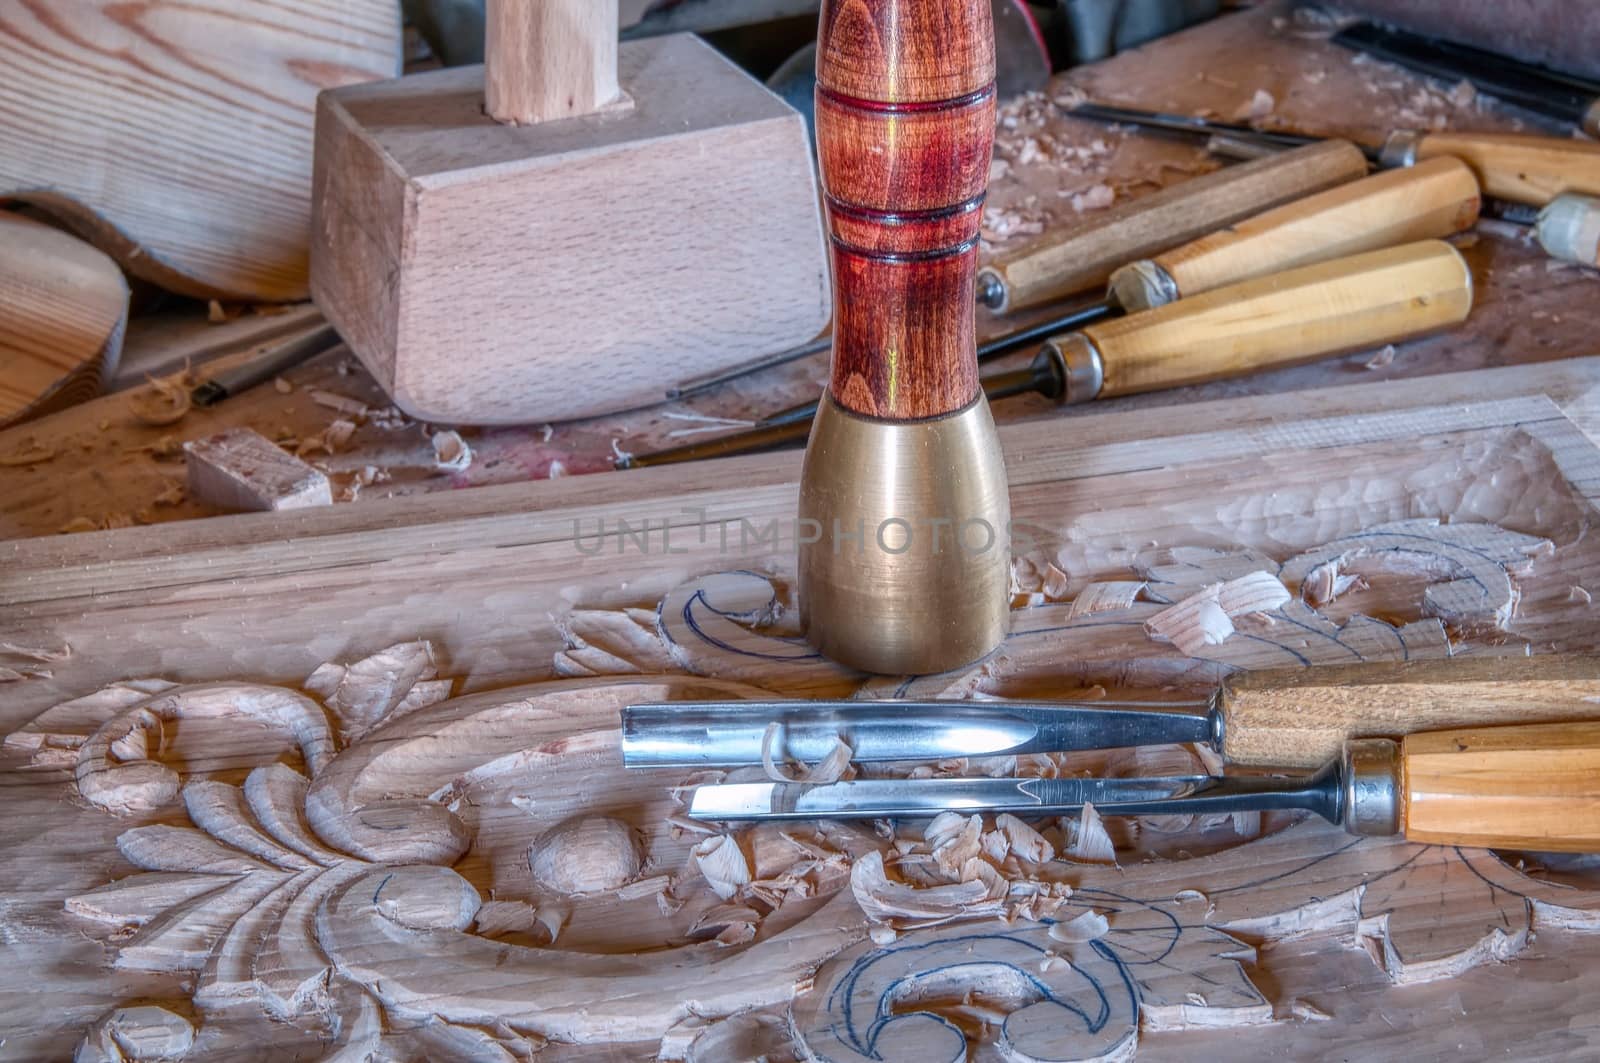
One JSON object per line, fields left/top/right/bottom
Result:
{"left": 1537, "top": 194, "right": 1600, "bottom": 269}
{"left": 667, "top": 138, "right": 1370, "bottom": 399}
{"left": 620, "top": 238, "right": 1474, "bottom": 467}
{"left": 624, "top": 657, "right": 1600, "bottom": 851}
{"left": 1331, "top": 21, "right": 1600, "bottom": 138}
{"left": 1070, "top": 100, "right": 1600, "bottom": 208}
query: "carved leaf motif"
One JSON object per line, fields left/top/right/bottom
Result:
{"left": 304, "top": 640, "right": 451, "bottom": 743}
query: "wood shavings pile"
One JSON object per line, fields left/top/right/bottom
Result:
{"left": 1145, "top": 571, "right": 1291, "bottom": 655}
{"left": 686, "top": 826, "right": 852, "bottom": 943}
{"left": 127, "top": 371, "right": 192, "bottom": 427}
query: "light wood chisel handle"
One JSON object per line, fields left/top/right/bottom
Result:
{"left": 977, "top": 139, "right": 1369, "bottom": 313}
{"left": 1110, "top": 157, "right": 1481, "bottom": 311}
{"left": 1046, "top": 240, "right": 1471, "bottom": 401}
{"left": 1219, "top": 656, "right": 1600, "bottom": 769}
{"left": 1392, "top": 131, "right": 1600, "bottom": 207}
{"left": 1400, "top": 722, "right": 1600, "bottom": 851}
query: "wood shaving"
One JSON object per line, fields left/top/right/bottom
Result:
{"left": 431, "top": 430, "right": 473, "bottom": 472}
{"left": 1364, "top": 344, "right": 1397, "bottom": 371}
{"left": 273, "top": 376, "right": 294, "bottom": 394}
{"left": 58, "top": 517, "right": 100, "bottom": 534}
{"left": 849, "top": 850, "right": 1007, "bottom": 929}
{"left": 1041, "top": 562, "right": 1071, "bottom": 600}
{"left": 309, "top": 389, "right": 370, "bottom": 418}
{"left": 1173, "top": 889, "right": 1209, "bottom": 905}
{"left": 996, "top": 814, "right": 1054, "bottom": 864}
{"left": 688, "top": 903, "right": 761, "bottom": 947}
{"left": 0, "top": 640, "right": 71, "bottom": 662}
{"left": 1069, "top": 581, "right": 1147, "bottom": 617}
{"left": 1145, "top": 571, "right": 1291, "bottom": 655}
{"left": 1234, "top": 89, "right": 1275, "bottom": 120}
{"left": 759, "top": 722, "right": 855, "bottom": 784}
{"left": 1289, "top": 999, "right": 1333, "bottom": 1022}
{"left": 1062, "top": 803, "right": 1117, "bottom": 865}
{"left": 1572, "top": 586, "right": 1592, "bottom": 605}
{"left": 1048, "top": 909, "right": 1109, "bottom": 943}
{"left": 1301, "top": 559, "right": 1368, "bottom": 607}
{"left": 868, "top": 925, "right": 898, "bottom": 946}
{"left": 128, "top": 373, "right": 192, "bottom": 426}
{"left": 615, "top": 874, "right": 674, "bottom": 901}
{"left": 1069, "top": 183, "right": 1115, "bottom": 213}
{"left": 0, "top": 440, "right": 55, "bottom": 466}
{"left": 692, "top": 834, "right": 751, "bottom": 900}
{"left": 473, "top": 900, "right": 544, "bottom": 938}
{"left": 923, "top": 812, "right": 983, "bottom": 876}
{"left": 548, "top": 460, "right": 569, "bottom": 479}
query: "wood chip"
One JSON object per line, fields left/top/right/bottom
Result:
{"left": 431, "top": 429, "right": 473, "bottom": 472}
{"left": 1068, "top": 581, "right": 1147, "bottom": 617}
{"left": 1062, "top": 803, "right": 1117, "bottom": 865}
{"left": 760, "top": 723, "right": 854, "bottom": 784}
{"left": 1048, "top": 909, "right": 1109, "bottom": 943}
{"left": 849, "top": 851, "right": 1007, "bottom": 929}
{"left": 1364, "top": 344, "right": 1397, "bottom": 370}
{"left": 0, "top": 439, "right": 55, "bottom": 466}
{"left": 308, "top": 388, "right": 370, "bottom": 418}
{"left": 1145, "top": 571, "right": 1291, "bottom": 655}
{"left": 693, "top": 834, "right": 751, "bottom": 900}
{"left": 1234, "top": 88, "right": 1275, "bottom": 120}
{"left": 128, "top": 373, "right": 191, "bottom": 426}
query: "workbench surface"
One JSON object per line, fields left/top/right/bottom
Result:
{"left": 1, "top": 1, "right": 1594, "bottom": 541}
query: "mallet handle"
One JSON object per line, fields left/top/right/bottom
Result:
{"left": 1408, "top": 131, "right": 1600, "bottom": 207}
{"left": 485, "top": 0, "right": 620, "bottom": 126}
{"left": 814, "top": 0, "right": 995, "bottom": 420}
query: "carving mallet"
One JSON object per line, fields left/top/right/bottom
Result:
{"left": 670, "top": 138, "right": 1370, "bottom": 398}
{"left": 798, "top": 0, "right": 1009, "bottom": 676}
{"left": 1071, "top": 101, "right": 1600, "bottom": 209}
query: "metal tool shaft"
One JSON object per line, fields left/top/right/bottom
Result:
{"left": 622, "top": 698, "right": 1220, "bottom": 767}
{"left": 687, "top": 762, "right": 1342, "bottom": 823}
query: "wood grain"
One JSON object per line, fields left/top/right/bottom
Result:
{"left": 0, "top": 0, "right": 402, "bottom": 302}
{"left": 1416, "top": 132, "right": 1600, "bottom": 206}
{"left": 312, "top": 33, "right": 831, "bottom": 424}
{"left": 816, "top": 0, "right": 994, "bottom": 419}
{"left": 1113, "top": 156, "right": 1482, "bottom": 311}
{"left": 484, "top": 0, "right": 625, "bottom": 126}
{"left": 1077, "top": 240, "right": 1472, "bottom": 398}
{"left": 1403, "top": 722, "right": 1600, "bottom": 851}
{"left": 1221, "top": 657, "right": 1600, "bottom": 769}
{"left": 0, "top": 212, "right": 127, "bottom": 428}
{"left": 979, "top": 139, "right": 1370, "bottom": 313}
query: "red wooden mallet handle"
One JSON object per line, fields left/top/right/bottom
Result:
{"left": 815, "top": 0, "right": 997, "bottom": 421}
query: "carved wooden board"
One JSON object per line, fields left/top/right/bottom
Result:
{"left": 3, "top": 363, "right": 1600, "bottom": 1060}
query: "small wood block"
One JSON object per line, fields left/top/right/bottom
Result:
{"left": 0, "top": 212, "right": 129, "bottom": 429}
{"left": 184, "top": 428, "right": 333, "bottom": 512}
{"left": 311, "top": 33, "right": 831, "bottom": 425}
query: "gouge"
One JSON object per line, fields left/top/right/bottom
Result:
{"left": 685, "top": 720, "right": 1600, "bottom": 852}
{"left": 621, "top": 238, "right": 1474, "bottom": 467}
{"left": 1072, "top": 101, "right": 1600, "bottom": 208}
{"left": 669, "top": 138, "right": 1369, "bottom": 399}
{"left": 625, "top": 656, "right": 1600, "bottom": 772}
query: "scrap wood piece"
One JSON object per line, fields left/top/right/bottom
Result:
{"left": 0, "top": 0, "right": 403, "bottom": 301}
{"left": 184, "top": 427, "right": 333, "bottom": 513}
{"left": 1144, "top": 571, "right": 1291, "bottom": 656}
{"left": 0, "top": 211, "right": 129, "bottom": 429}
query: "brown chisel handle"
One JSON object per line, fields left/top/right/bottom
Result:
{"left": 815, "top": 0, "right": 994, "bottom": 420}
{"left": 1536, "top": 193, "right": 1600, "bottom": 268}
{"left": 1110, "top": 156, "right": 1481, "bottom": 312}
{"left": 977, "top": 139, "right": 1369, "bottom": 314}
{"left": 1219, "top": 656, "right": 1600, "bottom": 769}
{"left": 1046, "top": 240, "right": 1471, "bottom": 401}
{"left": 485, "top": 0, "right": 625, "bottom": 126}
{"left": 1399, "top": 722, "right": 1600, "bottom": 852}
{"left": 1384, "top": 130, "right": 1600, "bottom": 207}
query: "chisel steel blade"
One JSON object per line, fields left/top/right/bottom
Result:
{"left": 688, "top": 775, "right": 1212, "bottom": 820}
{"left": 622, "top": 699, "right": 1221, "bottom": 768}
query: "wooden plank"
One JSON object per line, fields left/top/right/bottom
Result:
{"left": 3, "top": 361, "right": 1600, "bottom": 1059}
{"left": 0, "top": 0, "right": 403, "bottom": 301}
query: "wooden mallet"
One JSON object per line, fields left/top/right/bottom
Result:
{"left": 311, "top": 0, "right": 831, "bottom": 425}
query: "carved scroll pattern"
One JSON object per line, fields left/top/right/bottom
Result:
{"left": 8, "top": 517, "right": 1595, "bottom": 1060}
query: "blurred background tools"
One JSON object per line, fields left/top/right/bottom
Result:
{"left": 1069, "top": 101, "right": 1600, "bottom": 206}
{"left": 623, "top": 155, "right": 1482, "bottom": 468}
{"left": 311, "top": 0, "right": 830, "bottom": 425}
{"left": 1331, "top": 21, "right": 1600, "bottom": 138}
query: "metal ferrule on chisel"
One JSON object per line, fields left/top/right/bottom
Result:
{"left": 621, "top": 698, "right": 1222, "bottom": 768}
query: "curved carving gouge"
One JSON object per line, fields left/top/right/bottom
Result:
{"left": 685, "top": 721, "right": 1600, "bottom": 852}
{"left": 1071, "top": 100, "right": 1600, "bottom": 208}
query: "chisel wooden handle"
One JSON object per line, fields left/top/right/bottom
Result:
{"left": 1110, "top": 157, "right": 1481, "bottom": 311}
{"left": 1046, "top": 240, "right": 1471, "bottom": 401}
{"left": 1399, "top": 722, "right": 1600, "bottom": 851}
{"left": 1386, "top": 130, "right": 1600, "bottom": 207}
{"left": 977, "top": 139, "right": 1369, "bottom": 314}
{"left": 1219, "top": 656, "right": 1600, "bottom": 769}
